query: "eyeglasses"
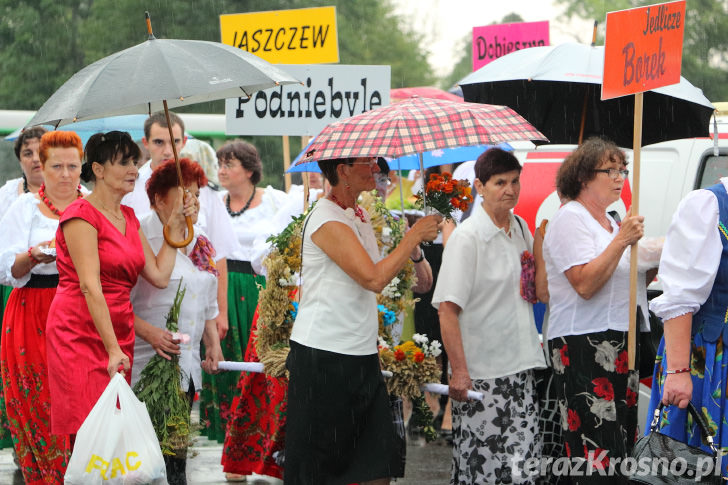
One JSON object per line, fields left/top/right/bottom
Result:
{"left": 350, "top": 158, "right": 378, "bottom": 167}
{"left": 594, "top": 168, "right": 629, "bottom": 180}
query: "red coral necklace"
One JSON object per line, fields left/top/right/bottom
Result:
{"left": 328, "top": 193, "right": 366, "bottom": 223}
{"left": 39, "top": 184, "right": 82, "bottom": 217}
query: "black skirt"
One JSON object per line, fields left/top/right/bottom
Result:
{"left": 284, "top": 340, "right": 396, "bottom": 485}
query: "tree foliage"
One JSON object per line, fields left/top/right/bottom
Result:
{"left": 0, "top": 0, "right": 435, "bottom": 110}
{"left": 555, "top": 0, "right": 728, "bottom": 101}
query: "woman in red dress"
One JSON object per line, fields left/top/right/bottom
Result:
{"left": 0, "top": 131, "right": 83, "bottom": 484}
{"left": 46, "top": 131, "right": 194, "bottom": 438}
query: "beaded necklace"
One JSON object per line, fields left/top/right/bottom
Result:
{"left": 22, "top": 175, "right": 29, "bottom": 194}
{"left": 328, "top": 193, "right": 366, "bottom": 223}
{"left": 226, "top": 187, "right": 256, "bottom": 217}
{"left": 39, "top": 184, "right": 82, "bottom": 217}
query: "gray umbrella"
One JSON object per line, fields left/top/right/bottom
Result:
{"left": 26, "top": 21, "right": 299, "bottom": 128}
{"left": 25, "top": 13, "right": 299, "bottom": 248}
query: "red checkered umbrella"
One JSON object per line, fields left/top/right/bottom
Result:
{"left": 296, "top": 96, "right": 547, "bottom": 165}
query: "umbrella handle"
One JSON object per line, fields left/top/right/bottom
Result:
{"left": 163, "top": 216, "right": 195, "bottom": 248}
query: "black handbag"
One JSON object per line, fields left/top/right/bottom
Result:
{"left": 630, "top": 402, "right": 722, "bottom": 484}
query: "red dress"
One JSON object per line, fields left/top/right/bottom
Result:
{"left": 221, "top": 308, "right": 288, "bottom": 479}
{"left": 46, "top": 200, "right": 145, "bottom": 436}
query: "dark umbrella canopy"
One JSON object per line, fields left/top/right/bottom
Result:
{"left": 459, "top": 42, "right": 715, "bottom": 147}
{"left": 26, "top": 37, "right": 299, "bottom": 128}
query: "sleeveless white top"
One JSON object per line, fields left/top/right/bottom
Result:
{"left": 290, "top": 198, "right": 381, "bottom": 355}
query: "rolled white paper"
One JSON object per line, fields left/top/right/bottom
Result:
{"left": 421, "top": 382, "right": 485, "bottom": 401}
{"left": 215, "top": 362, "right": 485, "bottom": 400}
{"left": 218, "top": 361, "right": 264, "bottom": 373}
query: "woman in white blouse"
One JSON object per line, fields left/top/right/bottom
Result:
{"left": 543, "top": 138, "right": 649, "bottom": 484}
{"left": 131, "top": 158, "right": 223, "bottom": 485}
{"left": 646, "top": 176, "right": 728, "bottom": 478}
{"left": 285, "top": 157, "right": 440, "bottom": 485}
{"left": 433, "top": 147, "right": 547, "bottom": 485}
{"left": 0, "top": 131, "right": 84, "bottom": 483}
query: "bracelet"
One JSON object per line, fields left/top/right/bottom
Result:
{"left": 665, "top": 367, "right": 690, "bottom": 375}
{"left": 411, "top": 247, "right": 424, "bottom": 263}
{"left": 27, "top": 247, "right": 39, "bottom": 265}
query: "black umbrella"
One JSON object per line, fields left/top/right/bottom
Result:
{"left": 459, "top": 42, "right": 715, "bottom": 147}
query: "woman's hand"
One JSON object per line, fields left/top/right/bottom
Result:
{"left": 411, "top": 214, "right": 442, "bottom": 243}
{"left": 661, "top": 372, "right": 692, "bottom": 409}
{"left": 107, "top": 347, "right": 131, "bottom": 378}
{"left": 202, "top": 342, "right": 223, "bottom": 375}
{"left": 31, "top": 240, "right": 56, "bottom": 264}
{"left": 617, "top": 210, "right": 644, "bottom": 247}
{"left": 148, "top": 327, "right": 181, "bottom": 361}
{"left": 449, "top": 369, "right": 473, "bottom": 402}
{"left": 167, "top": 188, "right": 198, "bottom": 237}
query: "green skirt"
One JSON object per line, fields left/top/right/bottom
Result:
{"left": 200, "top": 268, "right": 265, "bottom": 442}
{"left": 0, "top": 284, "right": 15, "bottom": 448}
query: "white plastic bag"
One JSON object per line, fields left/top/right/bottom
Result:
{"left": 64, "top": 373, "right": 167, "bottom": 485}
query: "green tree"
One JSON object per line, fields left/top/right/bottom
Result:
{"left": 555, "top": 0, "right": 728, "bottom": 101}
{"left": 0, "top": 0, "right": 91, "bottom": 110}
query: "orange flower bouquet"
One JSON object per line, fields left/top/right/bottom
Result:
{"left": 415, "top": 172, "right": 473, "bottom": 220}
{"left": 378, "top": 335, "right": 442, "bottom": 400}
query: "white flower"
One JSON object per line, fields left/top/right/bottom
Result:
{"left": 382, "top": 226, "right": 392, "bottom": 243}
{"left": 381, "top": 277, "right": 402, "bottom": 299}
{"left": 378, "top": 336, "right": 390, "bottom": 350}
{"left": 412, "top": 333, "right": 428, "bottom": 345}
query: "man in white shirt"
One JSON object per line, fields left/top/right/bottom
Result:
{"left": 123, "top": 111, "right": 237, "bottom": 338}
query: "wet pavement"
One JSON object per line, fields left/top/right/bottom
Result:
{"left": 0, "top": 403, "right": 453, "bottom": 484}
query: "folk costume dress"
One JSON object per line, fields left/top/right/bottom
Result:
{"left": 544, "top": 200, "right": 652, "bottom": 484}
{"left": 0, "top": 177, "right": 28, "bottom": 450}
{"left": 432, "top": 204, "right": 546, "bottom": 485}
{"left": 0, "top": 193, "right": 71, "bottom": 484}
{"left": 46, "top": 199, "right": 145, "bottom": 436}
{"left": 647, "top": 178, "right": 728, "bottom": 478}
{"left": 285, "top": 198, "right": 397, "bottom": 485}
{"left": 200, "top": 186, "right": 286, "bottom": 442}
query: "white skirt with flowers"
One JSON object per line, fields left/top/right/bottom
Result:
{"left": 450, "top": 370, "right": 542, "bottom": 485}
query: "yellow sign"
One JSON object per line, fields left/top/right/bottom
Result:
{"left": 220, "top": 6, "right": 339, "bottom": 64}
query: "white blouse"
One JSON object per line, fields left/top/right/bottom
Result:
{"left": 0, "top": 178, "right": 23, "bottom": 221}
{"left": 219, "top": 186, "right": 289, "bottom": 263}
{"left": 290, "top": 198, "right": 381, "bottom": 355}
{"left": 544, "top": 201, "right": 651, "bottom": 340}
{"left": 130, "top": 213, "right": 219, "bottom": 392}
{"left": 431, "top": 203, "right": 546, "bottom": 379}
{"left": 0, "top": 192, "right": 61, "bottom": 287}
{"left": 649, "top": 178, "right": 728, "bottom": 322}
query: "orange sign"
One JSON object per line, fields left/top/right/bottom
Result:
{"left": 602, "top": 0, "right": 685, "bottom": 100}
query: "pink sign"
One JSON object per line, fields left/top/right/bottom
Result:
{"left": 472, "top": 21, "right": 550, "bottom": 71}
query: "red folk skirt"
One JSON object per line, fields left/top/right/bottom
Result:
{"left": 0, "top": 286, "right": 71, "bottom": 484}
{"left": 222, "top": 308, "right": 288, "bottom": 479}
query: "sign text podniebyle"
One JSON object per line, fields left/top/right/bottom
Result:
{"left": 220, "top": 6, "right": 339, "bottom": 64}
{"left": 225, "top": 64, "right": 391, "bottom": 136}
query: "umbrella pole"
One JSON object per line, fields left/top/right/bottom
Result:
{"left": 578, "top": 21, "right": 599, "bottom": 145}
{"left": 419, "top": 152, "right": 427, "bottom": 214}
{"left": 627, "top": 92, "right": 644, "bottom": 370}
{"left": 397, "top": 160, "right": 405, "bottom": 216}
{"left": 162, "top": 100, "right": 194, "bottom": 248}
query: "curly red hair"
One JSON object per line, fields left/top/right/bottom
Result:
{"left": 146, "top": 158, "right": 208, "bottom": 206}
{"left": 39, "top": 131, "right": 83, "bottom": 166}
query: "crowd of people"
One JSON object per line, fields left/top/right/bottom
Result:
{"left": 0, "top": 111, "right": 725, "bottom": 485}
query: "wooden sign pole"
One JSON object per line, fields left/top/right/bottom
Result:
{"left": 628, "top": 92, "right": 643, "bottom": 370}
{"left": 282, "top": 136, "right": 291, "bottom": 192}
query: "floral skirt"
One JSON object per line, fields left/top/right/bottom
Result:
{"left": 200, "top": 268, "right": 265, "bottom": 442}
{"left": 0, "top": 287, "right": 71, "bottom": 484}
{"left": 222, "top": 308, "right": 287, "bottom": 479}
{"left": 548, "top": 330, "right": 639, "bottom": 484}
{"left": 646, "top": 333, "right": 728, "bottom": 478}
{"left": 450, "top": 370, "right": 542, "bottom": 485}
{"left": 0, "top": 284, "right": 13, "bottom": 450}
